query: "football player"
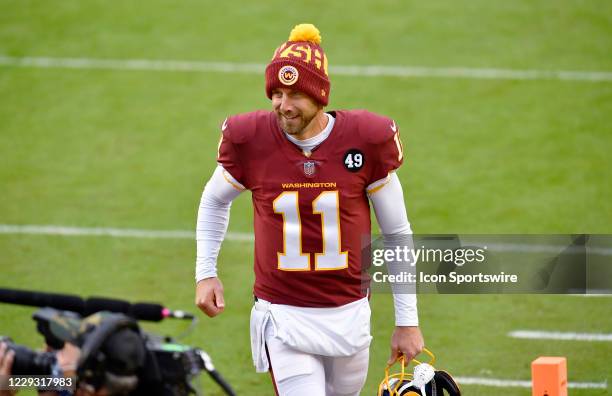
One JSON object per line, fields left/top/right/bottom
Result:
{"left": 195, "top": 23, "right": 424, "bottom": 396}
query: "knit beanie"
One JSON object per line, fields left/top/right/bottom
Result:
{"left": 265, "top": 23, "right": 330, "bottom": 106}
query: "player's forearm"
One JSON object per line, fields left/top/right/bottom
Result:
{"left": 369, "top": 172, "right": 412, "bottom": 235}
{"left": 195, "top": 166, "right": 243, "bottom": 282}
{"left": 369, "top": 172, "right": 419, "bottom": 326}
{"left": 195, "top": 196, "right": 230, "bottom": 281}
{"left": 393, "top": 293, "right": 419, "bottom": 326}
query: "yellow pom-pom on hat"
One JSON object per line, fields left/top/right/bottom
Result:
{"left": 288, "top": 23, "right": 321, "bottom": 44}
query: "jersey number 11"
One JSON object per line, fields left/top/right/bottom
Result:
{"left": 273, "top": 191, "right": 349, "bottom": 271}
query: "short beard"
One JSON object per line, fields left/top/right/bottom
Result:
{"left": 277, "top": 111, "right": 317, "bottom": 136}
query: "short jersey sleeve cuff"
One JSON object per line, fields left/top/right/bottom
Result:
{"left": 368, "top": 126, "right": 404, "bottom": 185}
{"left": 217, "top": 116, "right": 246, "bottom": 186}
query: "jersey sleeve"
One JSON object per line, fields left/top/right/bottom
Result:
{"left": 216, "top": 116, "right": 245, "bottom": 186}
{"left": 368, "top": 124, "right": 404, "bottom": 187}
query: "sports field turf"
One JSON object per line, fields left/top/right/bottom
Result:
{"left": 1, "top": 1, "right": 611, "bottom": 395}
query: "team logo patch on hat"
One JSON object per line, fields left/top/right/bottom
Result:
{"left": 279, "top": 65, "right": 299, "bottom": 85}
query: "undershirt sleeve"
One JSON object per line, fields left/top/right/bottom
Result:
{"left": 368, "top": 172, "right": 419, "bottom": 327}
{"left": 195, "top": 165, "right": 245, "bottom": 282}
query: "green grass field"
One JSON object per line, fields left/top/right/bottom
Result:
{"left": 1, "top": 1, "right": 611, "bottom": 395}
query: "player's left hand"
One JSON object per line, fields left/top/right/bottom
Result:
{"left": 388, "top": 326, "right": 424, "bottom": 365}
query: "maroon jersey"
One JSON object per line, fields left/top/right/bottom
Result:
{"left": 218, "top": 110, "right": 403, "bottom": 307}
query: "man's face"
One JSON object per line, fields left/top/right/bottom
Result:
{"left": 272, "top": 87, "right": 322, "bottom": 136}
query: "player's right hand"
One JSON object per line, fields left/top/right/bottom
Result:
{"left": 195, "top": 277, "right": 225, "bottom": 317}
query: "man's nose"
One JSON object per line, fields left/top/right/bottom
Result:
{"left": 279, "top": 95, "right": 294, "bottom": 113}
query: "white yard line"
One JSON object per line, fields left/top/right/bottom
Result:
{"left": 0, "top": 224, "right": 253, "bottom": 241}
{"left": 1, "top": 55, "right": 611, "bottom": 82}
{"left": 2, "top": 224, "right": 612, "bottom": 260}
{"left": 455, "top": 376, "right": 607, "bottom": 389}
{"left": 508, "top": 330, "right": 612, "bottom": 342}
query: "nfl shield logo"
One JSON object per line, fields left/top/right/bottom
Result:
{"left": 303, "top": 161, "right": 316, "bottom": 177}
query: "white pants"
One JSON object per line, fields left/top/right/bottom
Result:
{"left": 265, "top": 322, "right": 369, "bottom": 396}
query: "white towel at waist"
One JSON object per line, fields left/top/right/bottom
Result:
{"left": 250, "top": 297, "right": 372, "bottom": 373}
